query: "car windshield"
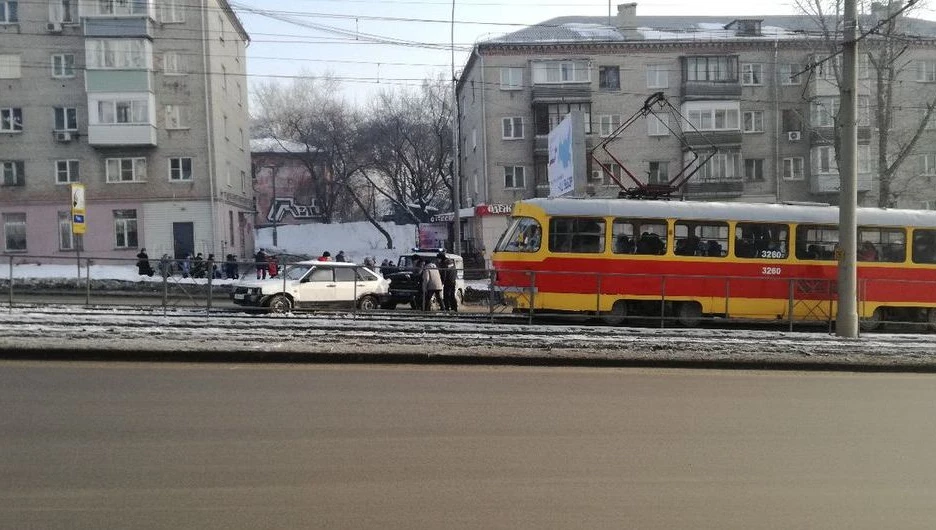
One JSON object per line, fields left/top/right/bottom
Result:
{"left": 282, "top": 264, "right": 313, "bottom": 280}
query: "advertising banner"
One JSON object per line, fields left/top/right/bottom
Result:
{"left": 547, "top": 114, "right": 574, "bottom": 197}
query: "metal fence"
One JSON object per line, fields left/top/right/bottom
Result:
{"left": 4, "top": 254, "right": 934, "bottom": 330}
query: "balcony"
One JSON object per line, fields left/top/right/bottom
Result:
{"left": 86, "top": 70, "right": 153, "bottom": 93}
{"left": 531, "top": 84, "right": 591, "bottom": 102}
{"left": 83, "top": 17, "right": 153, "bottom": 38}
{"left": 683, "top": 129, "right": 742, "bottom": 147}
{"left": 681, "top": 81, "right": 742, "bottom": 100}
{"left": 88, "top": 124, "right": 157, "bottom": 146}
{"left": 810, "top": 172, "right": 873, "bottom": 194}
{"left": 684, "top": 179, "right": 745, "bottom": 198}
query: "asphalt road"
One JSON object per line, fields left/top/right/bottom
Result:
{"left": 2, "top": 362, "right": 935, "bottom": 530}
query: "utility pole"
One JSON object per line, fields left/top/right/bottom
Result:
{"left": 837, "top": 0, "right": 859, "bottom": 337}
{"left": 267, "top": 165, "right": 279, "bottom": 248}
{"left": 451, "top": 0, "right": 462, "bottom": 255}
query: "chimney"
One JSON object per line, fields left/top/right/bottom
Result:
{"left": 616, "top": 3, "right": 641, "bottom": 40}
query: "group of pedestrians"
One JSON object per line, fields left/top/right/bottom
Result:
{"left": 254, "top": 249, "right": 280, "bottom": 280}
{"left": 417, "top": 252, "right": 458, "bottom": 312}
{"left": 136, "top": 248, "right": 238, "bottom": 280}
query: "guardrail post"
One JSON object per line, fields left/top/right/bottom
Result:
{"left": 528, "top": 270, "right": 536, "bottom": 325}
{"left": 488, "top": 268, "right": 495, "bottom": 323}
{"left": 788, "top": 279, "right": 795, "bottom": 332}
{"left": 660, "top": 276, "right": 667, "bottom": 328}
{"left": 7, "top": 256, "right": 12, "bottom": 312}
{"left": 724, "top": 277, "right": 731, "bottom": 319}
{"left": 353, "top": 265, "right": 358, "bottom": 317}
{"left": 828, "top": 279, "right": 834, "bottom": 335}
{"left": 85, "top": 258, "right": 91, "bottom": 307}
{"left": 206, "top": 266, "right": 213, "bottom": 315}
{"left": 162, "top": 267, "right": 168, "bottom": 317}
{"left": 596, "top": 272, "right": 602, "bottom": 318}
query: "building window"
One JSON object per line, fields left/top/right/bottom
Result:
{"left": 685, "top": 56, "right": 738, "bottom": 82}
{"left": 0, "top": 1, "right": 18, "bottom": 23}
{"left": 58, "top": 211, "right": 82, "bottom": 251}
{"left": 240, "top": 170, "right": 247, "bottom": 192}
{"left": 532, "top": 60, "right": 589, "bottom": 84}
{"left": 922, "top": 154, "right": 936, "bottom": 176}
{"left": 86, "top": 39, "right": 149, "bottom": 69}
{"left": 813, "top": 146, "right": 837, "bottom": 175}
{"left": 742, "top": 110, "right": 764, "bottom": 133}
{"left": 648, "top": 161, "right": 669, "bottom": 184}
{"left": 744, "top": 158, "right": 765, "bottom": 181}
{"left": 92, "top": 0, "right": 146, "bottom": 15}
{"left": 502, "top": 117, "right": 523, "bottom": 139}
{"left": 97, "top": 98, "right": 148, "bottom": 124}
{"left": 113, "top": 209, "right": 138, "bottom": 248}
{"left": 647, "top": 64, "right": 668, "bottom": 88}
{"left": 598, "top": 66, "right": 620, "bottom": 90}
{"left": 164, "top": 104, "right": 187, "bottom": 129}
{"left": 782, "top": 157, "right": 805, "bottom": 180}
{"left": 1, "top": 160, "right": 24, "bottom": 186}
{"left": 779, "top": 63, "right": 802, "bottom": 85}
{"left": 598, "top": 114, "right": 621, "bottom": 137}
{"left": 504, "top": 166, "right": 525, "bottom": 189}
{"left": 689, "top": 150, "right": 741, "bottom": 181}
{"left": 160, "top": 0, "right": 184, "bottom": 22}
{"left": 3, "top": 212, "right": 25, "bottom": 252}
{"left": 647, "top": 114, "right": 669, "bottom": 136}
{"left": 684, "top": 102, "right": 740, "bottom": 131}
{"left": 221, "top": 64, "right": 227, "bottom": 90}
{"left": 858, "top": 96, "right": 871, "bottom": 126}
{"left": 169, "top": 157, "right": 193, "bottom": 181}
{"left": 0, "top": 54, "right": 20, "bottom": 78}
{"left": 54, "top": 107, "right": 78, "bottom": 131}
{"left": 51, "top": 54, "right": 75, "bottom": 78}
{"left": 534, "top": 103, "right": 591, "bottom": 135}
{"left": 741, "top": 63, "right": 762, "bottom": 85}
{"left": 918, "top": 61, "right": 936, "bottom": 82}
{"left": 811, "top": 96, "right": 838, "bottom": 128}
{"left": 0, "top": 107, "right": 23, "bottom": 132}
{"left": 162, "top": 51, "right": 185, "bottom": 74}
{"left": 106, "top": 157, "right": 147, "bottom": 183}
{"left": 499, "top": 67, "right": 523, "bottom": 90}
{"left": 591, "top": 162, "right": 621, "bottom": 185}
{"left": 50, "top": 0, "right": 74, "bottom": 23}
{"left": 55, "top": 160, "right": 79, "bottom": 184}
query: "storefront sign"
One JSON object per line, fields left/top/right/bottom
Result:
{"left": 474, "top": 203, "right": 512, "bottom": 216}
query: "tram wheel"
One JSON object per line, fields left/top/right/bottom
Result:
{"left": 860, "top": 307, "right": 884, "bottom": 332}
{"left": 676, "top": 302, "right": 702, "bottom": 327}
{"left": 600, "top": 300, "right": 628, "bottom": 326}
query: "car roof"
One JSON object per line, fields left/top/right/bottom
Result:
{"left": 295, "top": 260, "right": 368, "bottom": 267}
{"left": 409, "top": 252, "right": 462, "bottom": 259}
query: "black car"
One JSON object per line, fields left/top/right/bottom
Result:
{"left": 380, "top": 250, "right": 465, "bottom": 310}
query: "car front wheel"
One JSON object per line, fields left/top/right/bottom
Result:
{"left": 267, "top": 294, "right": 292, "bottom": 314}
{"left": 358, "top": 295, "right": 379, "bottom": 311}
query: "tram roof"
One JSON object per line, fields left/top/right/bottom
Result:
{"left": 518, "top": 198, "right": 936, "bottom": 228}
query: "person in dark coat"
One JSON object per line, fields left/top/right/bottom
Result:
{"left": 191, "top": 252, "right": 206, "bottom": 278}
{"left": 438, "top": 252, "right": 458, "bottom": 311}
{"left": 335, "top": 250, "right": 346, "bottom": 262}
{"left": 225, "top": 254, "right": 239, "bottom": 279}
{"left": 136, "top": 248, "right": 154, "bottom": 276}
{"left": 255, "top": 249, "right": 268, "bottom": 279}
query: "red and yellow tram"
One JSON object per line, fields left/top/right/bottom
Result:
{"left": 491, "top": 198, "right": 936, "bottom": 328}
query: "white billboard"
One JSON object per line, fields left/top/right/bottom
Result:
{"left": 547, "top": 114, "right": 574, "bottom": 197}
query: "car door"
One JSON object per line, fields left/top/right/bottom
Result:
{"left": 333, "top": 266, "right": 360, "bottom": 308}
{"left": 296, "top": 266, "right": 337, "bottom": 308}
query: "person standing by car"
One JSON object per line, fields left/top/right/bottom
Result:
{"left": 421, "top": 258, "right": 443, "bottom": 311}
{"left": 438, "top": 252, "right": 458, "bottom": 312}
{"left": 255, "top": 248, "right": 267, "bottom": 279}
{"left": 335, "top": 250, "right": 347, "bottom": 262}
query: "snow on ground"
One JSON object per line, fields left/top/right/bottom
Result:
{"left": 1, "top": 221, "right": 419, "bottom": 284}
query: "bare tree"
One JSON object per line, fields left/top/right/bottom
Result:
{"left": 796, "top": 0, "right": 936, "bottom": 207}
{"left": 363, "top": 78, "right": 454, "bottom": 223}
{"left": 252, "top": 74, "right": 395, "bottom": 247}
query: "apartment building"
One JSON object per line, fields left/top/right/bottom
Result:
{"left": 455, "top": 3, "right": 936, "bottom": 260}
{"left": 0, "top": 0, "right": 253, "bottom": 262}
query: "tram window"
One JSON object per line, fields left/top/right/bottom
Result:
{"left": 912, "top": 229, "right": 936, "bottom": 264}
{"left": 495, "top": 217, "right": 542, "bottom": 253}
{"left": 795, "top": 225, "right": 838, "bottom": 260}
{"left": 548, "top": 217, "right": 606, "bottom": 254}
{"left": 858, "top": 227, "right": 905, "bottom": 263}
{"left": 612, "top": 218, "right": 664, "bottom": 254}
{"left": 674, "top": 221, "right": 729, "bottom": 257}
{"left": 735, "top": 222, "right": 789, "bottom": 259}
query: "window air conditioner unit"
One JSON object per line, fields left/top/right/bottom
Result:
{"left": 54, "top": 131, "right": 73, "bottom": 142}
{"left": 47, "top": 22, "right": 63, "bottom": 32}
{"left": 788, "top": 131, "right": 802, "bottom": 141}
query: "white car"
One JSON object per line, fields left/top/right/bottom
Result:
{"left": 231, "top": 261, "right": 389, "bottom": 313}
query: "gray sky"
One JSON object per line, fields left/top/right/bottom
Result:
{"left": 230, "top": 0, "right": 936, "bottom": 107}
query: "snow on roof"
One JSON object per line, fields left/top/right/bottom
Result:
{"left": 250, "top": 137, "right": 313, "bottom": 154}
